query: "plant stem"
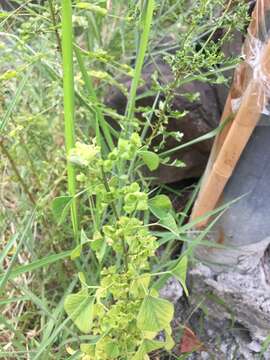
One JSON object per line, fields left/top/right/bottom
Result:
{"left": 101, "top": 167, "right": 119, "bottom": 220}
{"left": 101, "top": 167, "right": 128, "bottom": 271}
{"left": 74, "top": 46, "right": 114, "bottom": 153}
{"left": 118, "top": 0, "right": 155, "bottom": 214}
{"left": 125, "top": 0, "right": 155, "bottom": 135}
{"left": 61, "top": 0, "right": 79, "bottom": 242}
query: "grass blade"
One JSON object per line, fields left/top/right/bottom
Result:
{"left": 61, "top": 0, "right": 78, "bottom": 242}
{"left": 126, "top": 0, "right": 155, "bottom": 133}
{"left": 0, "top": 212, "right": 35, "bottom": 292}
{"left": 0, "top": 250, "right": 72, "bottom": 282}
{"left": 0, "top": 70, "right": 30, "bottom": 133}
{"left": 160, "top": 116, "right": 233, "bottom": 157}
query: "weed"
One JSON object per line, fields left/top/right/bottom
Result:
{"left": 0, "top": 1, "right": 248, "bottom": 359}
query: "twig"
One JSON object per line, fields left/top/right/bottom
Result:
{"left": 101, "top": 166, "right": 128, "bottom": 271}
{"left": 48, "top": 0, "right": 62, "bottom": 55}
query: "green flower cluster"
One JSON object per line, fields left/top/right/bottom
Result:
{"left": 77, "top": 221, "right": 158, "bottom": 359}
{"left": 69, "top": 141, "right": 100, "bottom": 167}
{"left": 70, "top": 136, "right": 147, "bottom": 213}
{"left": 64, "top": 131, "right": 177, "bottom": 360}
{"left": 103, "top": 217, "right": 156, "bottom": 266}
{"left": 103, "top": 132, "right": 141, "bottom": 171}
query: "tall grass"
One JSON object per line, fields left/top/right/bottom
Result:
{"left": 61, "top": 0, "right": 78, "bottom": 241}
{"left": 126, "top": 0, "right": 155, "bottom": 135}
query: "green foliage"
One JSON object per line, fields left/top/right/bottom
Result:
{"left": 52, "top": 195, "right": 73, "bottom": 224}
{"left": 148, "top": 194, "right": 173, "bottom": 218}
{"left": 140, "top": 150, "right": 160, "bottom": 171}
{"left": 65, "top": 133, "right": 175, "bottom": 358}
{"left": 171, "top": 256, "right": 189, "bottom": 296}
{"left": 0, "top": 0, "right": 249, "bottom": 358}
{"left": 166, "top": 0, "right": 249, "bottom": 83}
{"left": 64, "top": 289, "right": 95, "bottom": 334}
{"left": 137, "top": 295, "right": 174, "bottom": 332}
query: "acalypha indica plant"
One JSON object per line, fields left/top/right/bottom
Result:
{"left": 53, "top": 0, "right": 248, "bottom": 358}
{"left": 53, "top": 1, "right": 188, "bottom": 358}
{"left": 61, "top": 135, "right": 188, "bottom": 359}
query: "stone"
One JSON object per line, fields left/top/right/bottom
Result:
{"left": 188, "top": 257, "right": 270, "bottom": 359}
{"left": 159, "top": 276, "right": 183, "bottom": 304}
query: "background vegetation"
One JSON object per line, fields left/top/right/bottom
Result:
{"left": 0, "top": 1, "right": 248, "bottom": 359}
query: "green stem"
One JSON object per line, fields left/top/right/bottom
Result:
{"left": 61, "top": 0, "right": 79, "bottom": 242}
{"left": 125, "top": 0, "right": 155, "bottom": 135}
{"left": 117, "top": 0, "right": 155, "bottom": 214}
{"left": 101, "top": 167, "right": 128, "bottom": 272}
{"left": 101, "top": 167, "right": 119, "bottom": 221}
{"left": 74, "top": 46, "right": 114, "bottom": 153}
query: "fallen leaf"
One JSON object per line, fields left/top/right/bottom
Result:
{"left": 180, "top": 326, "right": 204, "bottom": 353}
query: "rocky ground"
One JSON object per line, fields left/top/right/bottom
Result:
{"left": 160, "top": 251, "right": 270, "bottom": 359}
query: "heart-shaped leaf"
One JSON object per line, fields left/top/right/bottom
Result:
{"left": 137, "top": 295, "right": 174, "bottom": 332}
{"left": 148, "top": 194, "right": 172, "bottom": 219}
{"left": 159, "top": 213, "right": 178, "bottom": 235}
{"left": 64, "top": 289, "right": 94, "bottom": 333}
{"left": 52, "top": 196, "right": 73, "bottom": 224}
{"left": 171, "top": 256, "right": 189, "bottom": 296}
{"left": 140, "top": 151, "right": 160, "bottom": 171}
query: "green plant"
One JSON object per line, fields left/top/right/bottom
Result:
{"left": 61, "top": 0, "right": 79, "bottom": 241}
{"left": 62, "top": 133, "right": 188, "bottom": 360}
{"left": 56, "top": 1, "right": 249, "bottom": 359}
{"left": 58, "top": 2, "right": 186, "bottom": 359}
{"left": 0, "top": 0, "right": 250, "bottom": 359}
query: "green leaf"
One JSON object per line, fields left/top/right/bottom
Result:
{"left": 78, "top": 272, "right": 87, "bottom": 287}
{"left": 64, "top": 289, "right": 94, "bottom": 334}
{"left": 132, "top": 339, "right": 164, "bottom": 360}
{"left": 104, "top": 342, "right": 119, "bottom": 358}
{"left": 52, "top": 196, "right": 73, "bottom": 224}
{"left": 81, "top": 229, "right": 89, "bottom": 244}
{"left": 0, "top": 251, "right": 71, "bottom": 282}
{"left": 70, "top": 229, "right": 90, "bottom": 260}
{"left": 80, "top": 343, "right": 95, "bottom": 356}
{"left": 142, "top": 339, "right": 165, "bottom": 353}
{"left": 130, "top": 274, "right": 150, "bottom": 298}
{"left": 79, "top": 336, "right": 100, "bottom": 355}
{"left": 164, "top": 326, "right": 175, "bottom": 350}
{"left": 159, "top": 213, "right": 178, "bottom": 235}
{"left": 170, "top": 256, "right": 189, "bottom": 296}
{"left": 76, "top": 3, "right": 108, "bottom": 16}
{"left": 148, "top": 194, "right": 172, "bottom": 219}
{"left": 90, "top": 231, "right": 106, "bottom": 262}
{"left": 70, "top": 245, "right": 82, "bottom": 260}
{"left": 140, "top": 151, "right": 160, "bottom": 171}
{"left": 137, "top": 295, "right": 174, "bottom": 332}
